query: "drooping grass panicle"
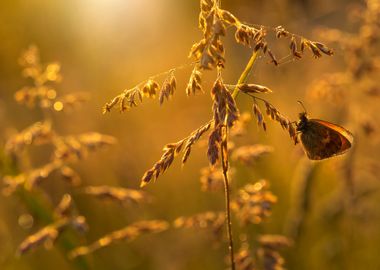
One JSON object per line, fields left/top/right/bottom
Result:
{"left": 207, "top": 124, "right": 223, "bottom": 166}
{"left": 256, "top": 235, "right": 293, "bottom": 270}
{"left": 2, "top": 161, "right": 61, "bottom": 195}
{"left": 102, "top": 0, "right": 335, "bottom": 117}
{"left": 200, "top": 165, "right": 235, "bottom": 192}
{"left": 4, "top": 46, "right": 113, "bottom": 270}
{"left": 15, "top": 45, "right": 90, "bottom": 114}
{"left": 95, "top": 0, "right": 339, "bottom": 269}
{"left": 159, "top": 69, "right": 177, "bottom": 105}
{"left": 103, "top": 66, "right": 183, "bottom": 113}
{"left": 174, "top": 211, "right": 225, "bottom": 239}
{"left": 52, "top": 132, "right": 116, "bottom": 162}
{"left": 3, "top": 132, "right": 116, "bottom": 193}
{"left": 233, "top": 233, "right": 292, "bottom": 270}
{"left": 69, "top": 220, "right": 169, "bottom": 259}
{"left": 234, "top": 242, "right": 256, "bottom": 270}
{"left": 232, "top": 180, "right": 278, "bottom": 225}
{"left": 242, "top": 93, "right": 297, "bottom": 143}
{"left": 207, "top": 77, "right": 240, "bottom": 166}
{"left": 252, "top": 102, "right": 267, "bottom": 131}
{"left": 182, "top": 121, "right": 212, "bottom": 164}
{"left": 5, "top": 121, "right": 53, "bottom": 155}
{"left": 229, "top": 112, "right": 251, "bottom": 137}
{"left": 186, "top": 65, "right": 203, "bottom": 96}
{"left": 188, "top": 3, "right": 334, "bottom": 69}
{"left": 231, "top": 145, "right": 274, "bottom": 166}
{"left": 140, "top": 121, "right": 212, "bottom": 187}
{"left": 84, "top": 185, "right": 149, "bottom": 206}
{"left": 17, "top": 194, "right": 88, "bottom": 255}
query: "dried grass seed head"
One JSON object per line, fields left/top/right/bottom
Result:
{"left": 174, "top": 211, "right": 225, "bottom": 239}
{"left": 69, "top": 220, "right": 169, "bottom": 259}
{"left": 232, "top": 180, "right": 278, "bottom": 224}
{"left": 5, "top": 121, "right": 53, "bottom": 154}
{"left": 186, "top": 66, "right": 203, "bottom": 96}
{"left": 232, "top": 144, "right": 274, "bottom": 166}
{"left": 200, "top": 166, "right": 235, "bottom": 192}
{"left": 84, "top": 185, "right": 149, "bottom": 206}
{"left": 141, "top": 121, "right": 211, "bottom": 187}
{"left": 159, "top": 70, "right": 177, "bottom": 105}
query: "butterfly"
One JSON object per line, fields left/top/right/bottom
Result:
{"left": 296, "top": 102, "right": 354, "bottom": 160}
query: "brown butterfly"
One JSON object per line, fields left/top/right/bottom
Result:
{"left": 296, "top": 102, "right": 354, "bottom": 160}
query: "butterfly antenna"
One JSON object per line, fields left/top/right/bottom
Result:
{"left": 297, "top": 100, "right": 307, "bottom": 114}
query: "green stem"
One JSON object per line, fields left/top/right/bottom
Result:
{"left": 232, "top": 50, "right": 260, "bottom": 99}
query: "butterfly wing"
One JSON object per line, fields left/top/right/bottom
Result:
{"left": 300, "top": 119, "right": 353, "bottom": 160}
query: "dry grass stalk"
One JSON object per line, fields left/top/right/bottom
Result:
{"left": 53, "top": 132, "right": 116, "bottom": 162}
{"left": 17, "top": 194, "right": 87, "bottom": 255}
{"left": 60, "top": 166, "right": 81, "bottom": 186}
{"left": 211, "top": 78, "right": 239, "bottom": 128}
{"left": 84, "top": 185, "right": 149, "bottom": 206}
{"left": 235, "top": 244, "right": 256, "bottom": 270}
{"left": 192, "top": 1, "right": 332, "bottom": 68}
{"left": 3, "top": 132, "right": 116, "bottom": 194}
{"left": 159, "top": 70, "right": 177, "bottom": 105}
{"left": 3, "top": 46, "right": 115, "bottom": 196}
{"left": 231, "top": 145, "right": 274, "bottom": 166}
{"left": 103, "top": 87, "right": 142, "bottom": 113}
{"left": 189, "top": 0, "right": 226, "bottom": 69}
{"left": 264, "top": 102, "right": 293, "bottom": 134}
{"left": 200, "top": 166, "right": 235, "bottom": 192}
{"left": 19, "top": 45, "right": 62, "bottom": 85}
{"left": 186, "top": 65, "right": 203, "bottom": 95}
{"left": 234, "top": 234, "right": 292, "bottom": 270}
{"left": 142, "top": 79, "right": 160, "bottom": 98}
{"left": 2, "top": 46, "right": 119, "bottom": 270}
{"left": 232, "top": 180, "right": 277, "bottom": 225}
{"left": 307, "top": 73, "right": 351, "bottom": 105}
{"left": 273, "top": 25, "right": 333, "bottom": 58}
{"left": 252, "top": 103, "right": 266, "bottom": 131}
{"left": 5, "top": 121, "right": 52, "bottom": 154}
{"left": 103, "top": 69, "right": 179, "bottom": 113}
{"left": 257, "top": 249, "right": 285, "bottom": 270}
{"left": 182, "top": 121, "right": 213, "bottom": 164}
{"left": 256, "top": 235, "right": 292, "bottom": 270}
{"left": 15, "top": 45, "right": 89, "bottom": 113}
{"left": 257, "top": 235, "right": 293, "bottom": 250}
{"left": 207, "top": 124, "right": 223, "bottom": 166}
{"left": 52, "top": 93, "right": 89, "bottom": 112}
{"left": 236, "top": 84, "right": 273, "bottom": 94}
{"left": 2, "top": 161, "right": 62, "bottom": 195}
{"left": 238, "top": 92, "right": 297, "bottom": 144}
{"left": 17, "top": 219, "right": 65, "bottom": 255}
{"left": 103, "top": 1, "right": 334, "bottom": 115}
{"left": 189, "top": 2, "right": 333, "bottom": 68}
{"left": 140, "top": 121, "right": 212, "bottom": 187}
{"left": 15, "top": 87, "right": 57, "bottom": 108}
{"left": 69, "top": 220, "right": 169, "bottom": 259}
{"left": 96, "top": 0, "right": 338, "bottom": 268}
{"left": 54, "top": 194, "right": 73, "bottom": 218}
{"left": 207, "top": 77, "right": 239, "bottom": 166}
{"left": 174, "top": 211, "right": 225, "bottom": 239}
{"left": 230, "top": 112, "right": 251, "bottom": 137}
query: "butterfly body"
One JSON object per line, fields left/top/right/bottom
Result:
{"left": 296, "top": 112, "right": 353, "bottom": 160}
